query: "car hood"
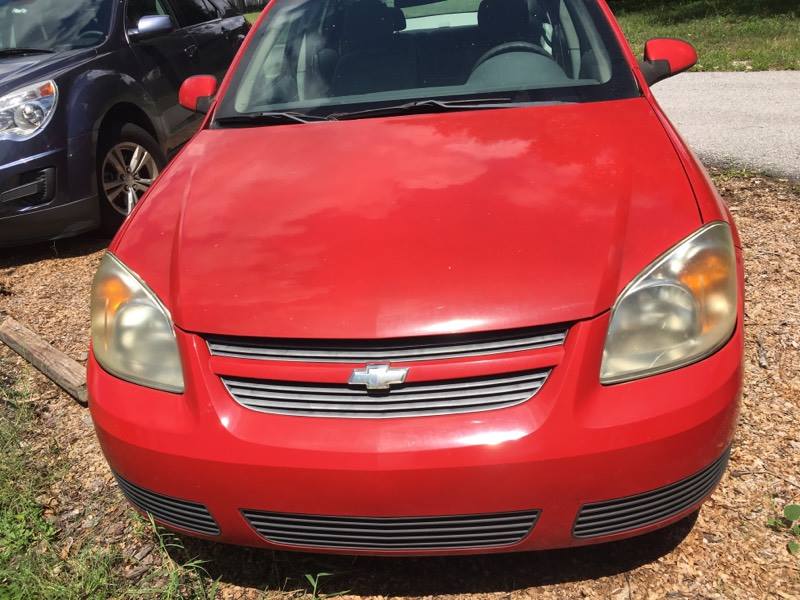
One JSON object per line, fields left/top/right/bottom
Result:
{"left": 0, "top": 49, "right": 95, "bottom": 94}
{"left": 116, "top": 98, "right": 701, "bottom": 340}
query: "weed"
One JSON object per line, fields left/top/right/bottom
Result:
{"left": 303, "top": 571, "right": 350, "bottom": 600}
{"left": 0, "top": 364, "right": 219, "bottom": 599}
{"left": 0, "top": 372, "right": 122, "bottom": 599}
{"left": 130, "top": 515, "right": 220, "bottom": 599}
{"left": 766, "top": 503, "right": 800, "bottom": 556}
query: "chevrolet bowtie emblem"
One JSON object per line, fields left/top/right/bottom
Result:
{"left": 349, "top": 364, "right": 409, "bottom": 391}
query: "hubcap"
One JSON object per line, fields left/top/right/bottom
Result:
{"left": 101, "top": 142, "right": 159, "bottom": 216}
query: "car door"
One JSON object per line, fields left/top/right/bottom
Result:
{"left": 208, "top": 0, "right": 250, "bottom": 76}
{"left": 169, "top": 0, "right": 243, "bottom": 81}
{"left": 124, "top": 0, "right": 202, "bottom": 150}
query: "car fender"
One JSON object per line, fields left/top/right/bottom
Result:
{"left": 597, "top": 0, "right": 737, "bottom": 243}
{"left": 66, "top": 67, "right": 166, "bottom": 147}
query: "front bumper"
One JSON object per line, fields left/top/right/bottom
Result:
{"left": 88, "top": 313, "right": 742, "bottom": 555}
{"left": 0, "top": 134, "right": 99, "bottom": 247}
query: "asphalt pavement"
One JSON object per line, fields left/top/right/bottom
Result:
{"left": 652, "top": 71, "right": 800, "bottom": 179}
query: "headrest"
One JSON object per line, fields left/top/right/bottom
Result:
{"left": 389, "top": 6, "right": 406, "bottom": 31}
{"left": 342, "top": 0, "right": 396, "bottom": 46}
{"left": 478, "top": 0, "right": 531, "bottom": 40}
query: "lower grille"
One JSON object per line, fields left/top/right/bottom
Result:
{"left": 573, "top": 450, "right": 730, "bottom": 538}
{"left": 242, "top": 510, "right": 540, "bottom": 550}
{"left": 222, "top": 369, "right": 550, "bottom": 418}
{"left": 115, "top": 474, "right": 220, "bottom": 536}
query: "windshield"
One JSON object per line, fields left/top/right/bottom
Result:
{"left": 0, "top": 0, "right": 114, "bottom": 52}
{"left": 215, "top": 0, "right": 638, "bottom": 122}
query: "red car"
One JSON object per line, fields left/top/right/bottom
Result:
{"left": 89, "top": 0, "right": 743, "bottom": 555}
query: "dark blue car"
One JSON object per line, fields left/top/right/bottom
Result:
{"left": 0, "top": 0, "right": 248, "bottom": 247}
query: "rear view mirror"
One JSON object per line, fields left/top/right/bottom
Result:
{"left": 639, "top": 38, "right": 698, "bottom": 86}
{"left": 179, "top": 75, "right": 219, "bottom": 114}
{"left": 128, "top": 15, "right": 174, "bottom": 41}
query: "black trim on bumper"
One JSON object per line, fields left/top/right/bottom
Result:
{"left": 0, "top": 167, "right": 56, "bottom": 207}
{"left": 573, "top": 448, "right": 730, "bottom": 538}
{"left": 114, "top": 473, "right": 220, "bottom": 537}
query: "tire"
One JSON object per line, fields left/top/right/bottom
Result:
{"left": 97, "top": 122, "right": 166, "bottom": 236}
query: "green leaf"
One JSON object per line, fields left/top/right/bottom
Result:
{"left": 788, "top": 540, "right": 800, "bottom": 556}
{"left": 784, "top": 505, "right": 800, "bottom": 522}
{"left": 767, "top": 517, "right": 783, "bottom": 531}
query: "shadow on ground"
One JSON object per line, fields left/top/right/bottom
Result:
{"left": 0, "top": 234, "right": 108, "bottom": 271}
{"left": 170, "top": 513, "right": 697, "bottom": 596}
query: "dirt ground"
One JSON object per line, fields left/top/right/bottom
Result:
{"left": 1, "top": 171, "right": 799, "bottom": 599}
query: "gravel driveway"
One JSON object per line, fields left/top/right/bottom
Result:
{"left": 653, "top": 71, "right": 800, "bottom": 179}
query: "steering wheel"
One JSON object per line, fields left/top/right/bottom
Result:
{"left": 471, "top": 41, "right": 552, "bottom": 73}
{"left": 76, "top": 30, "right": 105, "bottom": 43}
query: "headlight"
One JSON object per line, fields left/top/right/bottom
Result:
{"left": 601, "top": 222, "right": 738, "bottom": 384}
{"left": 90, "top": 253, "right": 184, "bottom": 393}
{"left": 0, "top": 80, "right": 58, "bottom": 141}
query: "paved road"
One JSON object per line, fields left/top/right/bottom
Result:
{"left": 653, "top": 71, "right": 800, "bottom": 179}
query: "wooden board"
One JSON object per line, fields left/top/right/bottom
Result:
{"left": 0, "top": 316, "right": 87, "bottom": 405}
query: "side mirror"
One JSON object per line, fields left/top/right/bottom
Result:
{"left": 639, "top": 38, "right": 698, "bottom": 86}
{"left": 128, "top": 15, "right": 174, "bottom": 41}
{"left": 179, "top": 75, "right": 219, "bottom": 113}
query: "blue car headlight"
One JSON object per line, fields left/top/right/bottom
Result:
{"left": 0, "top": 80, "right": 58, "bottom": 141}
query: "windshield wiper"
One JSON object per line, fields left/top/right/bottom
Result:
{"left": 0, "top": 48, "right": 55, "bottom": 57}
{"left": 215, "top": 111, "right": 327, "bottom": 127}
{"left": 327, "top": 98, "right": 519, "bottom": 121}
{"left": 216, "top": 98, "right": 566, "bottom": 127}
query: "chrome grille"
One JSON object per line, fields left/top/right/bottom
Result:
{"left": 242, "top": 509, "right": 540, "bottom": 550}
{"left": 114, "top": 474, "right": 220, "bottom": 536}
{"left": 222, "top": 369, "right": 550, "bottom": 418}
{"left": 206, "top": 326, "right": 568, "bottom": 363}
{"left": 573, "top": 450, "right": 730, "bottom": 538}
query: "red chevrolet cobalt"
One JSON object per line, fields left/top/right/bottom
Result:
{"left": 89, "top": 0, "right": 743, "bottom": 555}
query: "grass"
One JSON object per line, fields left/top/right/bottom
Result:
{"left": 249, "top": 2, "right": 799, "bottom": 71}
{"left": 0, "top": 363, "right": 342, "bottom": 598}
{"left": 133, "top": 517, "right": 220, "bottom": 600}
{"left": 610, "top": 0, "right": 800, "bottom": 71}
{"left": 0, "top": 376, "right": 121, "bottom": 599}
{"left": 0, "top": 368, "right": 219, "bottom": 599}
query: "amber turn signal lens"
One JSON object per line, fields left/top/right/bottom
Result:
{"left": 90, "top": 253, "right": 184, "bottom": 393}
{"left": 601, "top": 222, "right": 738, "bottom": 385}
{"left": 38, "top": 81, "right": 56, "bottom": 97}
